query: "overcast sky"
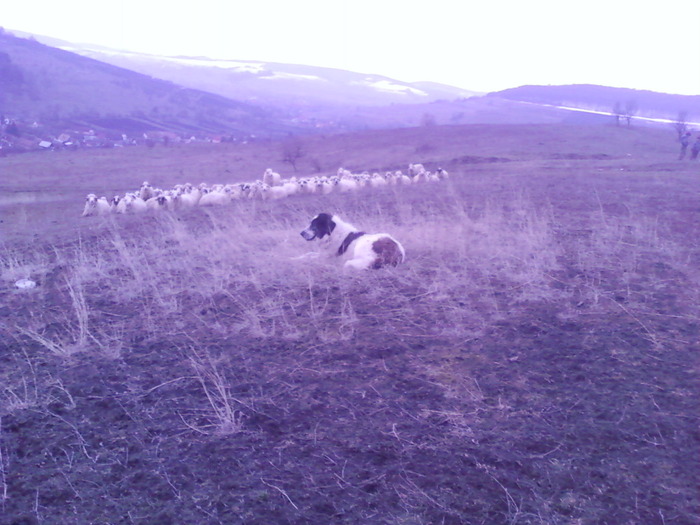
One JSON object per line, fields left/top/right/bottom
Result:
{"left": 4, "top": 0, "right": 700, "bottom": 95}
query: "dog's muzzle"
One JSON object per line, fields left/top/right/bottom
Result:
{"left": 300, "top": 229, "right": 316, "bottom": 241}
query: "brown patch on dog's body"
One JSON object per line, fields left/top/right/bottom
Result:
{"left": 371, "top": 237, "right": 403, "bottom": 269}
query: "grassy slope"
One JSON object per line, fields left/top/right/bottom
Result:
{"left": 0, "top": 32, "right": 289, "bottom": 136}
{"left": 0, "top": 123, "right": 698, "bottom": 524}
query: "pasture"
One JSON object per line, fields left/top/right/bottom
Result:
{"left": 1, "top": 123, "right": 698, "bottom": 524}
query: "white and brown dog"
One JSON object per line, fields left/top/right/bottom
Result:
{"left": 300, "top": 213, "right": 405, "bottom": 270}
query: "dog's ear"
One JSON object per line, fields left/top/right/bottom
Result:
{"left": 313, "top": 213, "right": 336, "bottom": 238}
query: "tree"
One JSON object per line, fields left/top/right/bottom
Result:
{"left": 281, "top": 139, "right": 305, "bottom": 172}
{"left": 612, "top": 102, "right": 624, "bottom": 126}
{"left": 420, "top": 113, "right": 437, "bottom": 127}
{"left": 623, "top": 100, "right": 638, "bottom": 127}
{"left": 673, "top": 111, "right": 689, "bottom": 139}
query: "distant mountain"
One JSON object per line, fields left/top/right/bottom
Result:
{"left": 10, "top": 30, "right": 480, "bottom": 110}
{"left": 488, "top": 84, "right": 700, "bottom": 121}
{"left": 0, "top": 30, "right": 298, "bottom": 137}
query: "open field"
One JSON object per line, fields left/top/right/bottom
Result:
{"left": 1, "top": 124, "right": 699, "bottom": 524}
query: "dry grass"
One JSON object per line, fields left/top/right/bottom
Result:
{"left": 0, "top": 124, "right": 698, "bottom": 524}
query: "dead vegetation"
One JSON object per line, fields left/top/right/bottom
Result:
{"left": 0, "top": 124, "right": 698, "bottom": 524}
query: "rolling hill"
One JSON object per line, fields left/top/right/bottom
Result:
{"left": 11, "top": 30, "right": 480, "bottom": 109}
{"left": 489, "top": 84, "right": 700, "bottom": 121}
{"left": 2, "top": 28, "right": 695, "bottom": 143}
{"left": 0, "top": 30, "right": 298, "bottom": 138}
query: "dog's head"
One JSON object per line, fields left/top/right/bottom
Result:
{"left": 300, "top": 213, "right": 336, "bottom": 241}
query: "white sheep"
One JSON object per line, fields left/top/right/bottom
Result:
{"left": 199, "top": 189, "right": 231, "bottom": 206}
{"left": 408, "top": 163, "right": 426, "bottom": 178}
{"left": 281, "top": 179, "right": 300, "bottom": 196}
{"left": 336, "top": 177, "right": 358, "bottom": 193}
{"left": 81, "top": 194, "right": 111, "bottom": 217}
{"left": 337, "top": 168, "right": 353, "bottom": 179}
{"left": 110, "top": 195, "right": 122, "bottom": 212}
{"left": 262, "top": 168, "right": 282, "bottom": 186}
{"left": 369, "top": 173, "right": 388, "bottom": 188}
{"left": 146, "top": 195, "right": 171, "bottom": 211}
{"left": 139, "top": 181, "right": 155, "bottom": 201}
{"left": 315, "top": 177, "right": 334, "bottom": 195}
{"left": 268, "top": 185, "right": 289, "bottom": 200}
{"left": 395, "top": 171, "right": 413, "bottom": 185}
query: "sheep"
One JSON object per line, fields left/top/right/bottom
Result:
{"left": 262, "top": 168, "right": 282, "bottom": 186}
{"left": 129, "top": 195, "right": 148, "bottom": 214}
{"left": 115, "top": 194, "right": 130, "bottom": 214}
{"left": 199, "top": 188, "right": 231, "bottom": 206}
{"left": 268, "top": 185, "right": 289, "bottom": 200}
{"left": 395, "top": 171, "right": 413, "bottom": 185}
{"left": 315, "top": 177, "right": 334, "bottom": 195}
{"left": 436, "top": 167, "right": 449, "bottom": 180}
{"left": 336, "top": 177, "right": 359, "bottom": 193}
{"left": 369, "top": 173, "right": 388, "bottom": 188}
{"left": 110, "top": 195, "right": 122, "bottom": 212}
{"left": 146, "top": 194, "right": 171, "bottom": 211}
{"left": 426, "top": 171, "right": 440, "bottom": 183}
{"left": 337, "top": 168, "right": 353, "bottom": 179}
{"left": 281, "top": 179, "right": 300, "bottom": 197}
{"left": 412, "top": 170, "right": 428, "bottom": 184}
{"left": 81, "top": 194, "right": 111, "bottom": 217}
{"left": 139, "top": 181, "right": 155, "bottom": 201}
{"left": 116, "top": 194, "right": 146, "bottom": 214}
{"left": 176, "top": 188, "right": 201, "bottom": 208}
{"left": 248, "top": 181, "right": 271, "bottom": 200}
{"left": 297, "top": 178, "right": 314, "bottom": 194}
{"left": 408, "top": 163, "right": 426, "bottom": 178}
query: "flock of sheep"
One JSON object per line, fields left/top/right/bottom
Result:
{"left": 81, "top": 163, "right": 449, "bottom": 217}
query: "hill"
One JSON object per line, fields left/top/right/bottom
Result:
{"left": 0, "top": 30, "right": 297, "bottom": 138}
{"left": 489, "top": 84, "right": 700, "bottom": 121}
{"left": 11, "top": 30, "right": 480, "bottom": 109}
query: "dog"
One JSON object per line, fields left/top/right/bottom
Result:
{"left": 300, "top": 213, "right": 405, "bottom": 270}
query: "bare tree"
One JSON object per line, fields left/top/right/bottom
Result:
{"left": 420, "top": 113, "right": 437, "bottom": 127}
{"left": 281, "top": 139, "right": 305, "bottom": 172}
{"left": 623, "top": 100, "right": 638, "bottom": 127}
{"left": 612, "top": 102, "right": 624, "bottom": 126}
{"left": 673, "top": 111, "right": 689, "bottom": 139}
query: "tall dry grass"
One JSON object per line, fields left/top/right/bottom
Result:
{"left": 0, "top": 183, "right": 556, "bottom": 373}
{"left": 4, "top": 178, "right": 693, "bottom": 351}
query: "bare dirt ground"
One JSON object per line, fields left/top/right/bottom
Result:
{"left": 1, "top": 124, "right": 698, "bottom": 524}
